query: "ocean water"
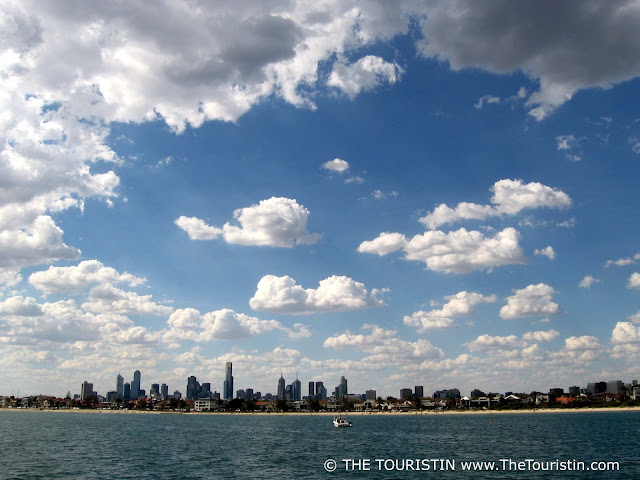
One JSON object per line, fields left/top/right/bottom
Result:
{"left": 1, "top": 410, "right": 639, "bottom": 479}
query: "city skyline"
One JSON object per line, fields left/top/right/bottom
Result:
{"left": 2, "top": 2, "right": 640, "bottom": 399}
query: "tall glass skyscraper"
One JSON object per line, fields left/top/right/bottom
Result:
{"left": 116, "top": 373, "right": 124, "bottom": 399}
{"left": 223, "top": 362, "right": 233, "bottom": 400}
{"left": 131, "top": 370, "right": 141, "bottom": 400}
{"left": 277, "top": 374, "right": 286, "bottom": 400}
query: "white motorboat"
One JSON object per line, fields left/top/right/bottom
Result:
{"left": 333, "top": 415, "right": 352, "bottom": 427}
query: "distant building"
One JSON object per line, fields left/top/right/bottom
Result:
{"left": 131, "top": 370, "right": 141, "bottom": 400}
{"left": 366, "top": 390, "right": 377, "bottom": 401}
{"left": 150, "top": 383, "right": 160, "bottom": 397}
{"left": 315, "top": 381, "right": 326, "bottom": 400}
{"left": 81, "top": 381, "right": 93, "bottom": 401}
{"left": 123, "top": 382, "right": 131, "bottom": 401}
{"left": 200, "top": 383, "right": 211, "bottom": 399}
{"left": 223, "top": 362, "right": 234, "bottom": 400}
{"left": 414, "top": 386, "right": 424, "bottom": 398}
{"left": 549, "top": 388, "right": 564, "bottom": 397}
{"left": 309, "top": 381, "right": 315, "bottom": 397}
{"left": 194, "top": 399, "right": 217, "bottom": 411}
{"left": 606, "top": 380, "right": 623, "bottom": 394}
{"left": 335, "top": 376, "right": 348, "bottom": 400}
{"left": 187, "top": 376, "right": 200, "bottom": 400}
{"left": 292, "top": 376, "right": 302, "bottom": 402}
{"left": 470, "top": 389, "right": 485, "bottom": 398}
{"left": 236, "top": 389, "right": 246, "bottom": 400}
{"left": 106, "top": 391, "right": 117, "bottom": 402}
{"left": 277, "top": 374, "right": 286, "bottom": 400}
{"left": 161, "top": 384, "right": 168, "bottom": 401}
{"left": 172, "top": 390, "right": 182, "bottom": 399}
{"left": 116, "top": 374, "right": 124, "bottom": 399}
{"left": 400, "top": 388, "right": 412, "bottom": 399}
{"left": 433, "top": 388, "right": 460, "bottom": 400}
{"left": 568, "top": 386, "right": 580, "bottom": 396}
{"left": 246, "top": 388, "right": 254, "bottom": 401}
{"left": 586, "top": 382, "right": 606, "bottom": 395}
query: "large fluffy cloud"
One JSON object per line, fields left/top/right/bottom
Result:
{"left": 323, "top": 324, "right": 444, "bottom": 360}
{"left": 164, "top": 307, "right": 310, "bottom": 341}
{"left": 81, "top": 284, "right": 174, "bottom": 316}
{"left": 175, "top": 197, "right": 320, "bottom": 247}
{"left": 249, "top": 274, "right": 387, "bottom": 315}
{"left": 404, "top": 291, "right": 496, "bottom": 332}
{"left": 419, "top": 179, "right": 572, "bottom": 230}
{"left": 29, "top": 260, "right": 146, "bottom": 294}
{"left": 499, "top": 283, "right": 560, "bottom": 319}
{"left": 358, "top": 227, "right": 525, "bottom": 274}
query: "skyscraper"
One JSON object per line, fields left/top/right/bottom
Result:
{"left": 309, "top": 381, "right": 315, "bottom": 397}
{"left": 277, "top": 374, "right": 286, "bottom": 400}
{"left": 81, "top": 381, "right": 93, "bottom": 401}
{"left": 414, "top": 386, "right": 424, "bottom": 398}
{"left": 315, "top": 381, "right": 326, "bottom": 400}
{"left": 292, "top": 375, "right": 301, "bottom": 401}
{"left": 116, "top": 373, "right": 124, "bottom": 399}
{"left": 161, "top": 384, "right": 168, "bottom": 400}
{"left": 131, "top": 370, "right": 141, "bottom": 400}
{"left": 336, "top": 376, "right": 348, "bottom": 399}
{"left": 187, "top": 376, "right": 199, "bottom": 400}
{"left": 123, "top": 382, "right": 131, "bottom": 401}
{"left": 223, "top": 362, "right": 233, "bottom": 400}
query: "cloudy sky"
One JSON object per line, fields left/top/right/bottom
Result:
{"left": 2, "top": 0, "right": 640, "bottom": 399}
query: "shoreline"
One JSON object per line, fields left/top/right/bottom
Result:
{"left": 3, "top": 406, "right": 640, "bottom": 416}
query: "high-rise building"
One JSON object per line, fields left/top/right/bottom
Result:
{"left": 81, "top": 381, "right": 93, "bottom": 401}
{"left": 150, "top": 383, "right": 160, "bottom": 397}
{"left": 277, "top": 374, "right": 286, "bottom": 400}
{"left": 400, "top": 388, "right": 412, "bottom": 399}
{"left": 366, "top": 390, "right": 377, "bottom": 401}
{"left": 315, "top": 381, "right": 326, "bottom": 400}
{"left": 116, "top": 373, "right": 124, "bottom": 399}
{"left": 336, "top": 376, "right": 348, "bottom": 399}
{"left": 568, "top": 386, "right": 580, "bottom": 396}
{"left": 309, "top": 381, "right": 315, "bottom": 397}
{"left": 223, "top": 362, "right": 234, "bottom": 400}
{"left": 187, "top": 376, "right": 199, "bottom": 400}
{"left": 161, "top": 384, "right": 168, "bottom": 400}
{"left": 246, "top": 388, "right": 254, "bottom": 401}
{"left": 606, "top": 380, "right": 623, "bottom": 394}
{"left": 123, "top": 382, "right": 131, "bottom": 401}
{"left": 414, "top": 386, "right": 424, "bottom": 398}
{"left": 131, "top": 370, "right": 141, "bottom": 400}
{"left": 200, "top": 382, "right": 211, "bottom": 399}
{"left": 292, "top": 375, "right": 301, "bottom": 401}
{"left": 285, "top": 384, "right": 292, "bottom": 401}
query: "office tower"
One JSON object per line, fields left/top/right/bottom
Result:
{"left": 549, "top": 388, "right": 564, "bottom": 397}
{"left": 116, "top": 373, "right": 124, "bottom": 399}
{"left": 309, "top": 381, "right": 315, "bottom": 397}
{"left": 606, "top": 380, "right": 623, "bottom": 394}
{"left": 150, "top": 383, "right": 160, "bottom": 397}
{"left": 414, "top": 386, "right": 424, "bottom": 398}
{"left": 292, "top": 375, "right": 301, "bottom": 401}
{"left": 236, "top": 389, "right": 246, "bottom": 400}
{"left": 201, "top": 382, "right": 211, "bottom": 399}
{"left": 246, "top": 388, "right": 254, "bottom": 401}
{"left": 400, "top": 388, "right": 412, "bottom": 399}
{"left": 223, "top": 362, "right": 234, "bottom": 401}
{"left": 470, "top": 389, "right": 485, "bottom": 398}
{"left": 277, "top": 374, "right": 286, "bottom": 400}
{"left": 187, "top": 376, "right": 199, "bottom": 400}
{"left": 123, "top": 382, "right": 131, "bottom": 401}
{"left": 173, "top": 390, "right": 181, "bottom": 399}
{"left": 366, "top": 390, "right": 376, "bottom": 401}
{"left": 336, "top": 376, "right": 348, "bottom": 399}
{"left": 568, "top": 386, "right": 580, "bottom": 396}
{"left": 285, "top": 384, "right": 292, "bottom": 401}
{"left": 81, "top": 381, "right": 93, "bottom": 401}
{"left": 161, "top": 384, "right": 168, "bottom": 400}
{"left": 131, "top": 370, "right": 141, "bottom": 400}
{"left": 315, "top": 381, "right": 327, "bottom": 400}
{"left": 212, "top": 391, "right": 220, "bottom": 401}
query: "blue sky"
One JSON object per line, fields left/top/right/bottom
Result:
{"left": 2, "top": 1, "right": 640, "bottom": 399}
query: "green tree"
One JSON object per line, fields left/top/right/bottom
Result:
{"left": 275, "top": 399, "right": 289, "bottom": 412}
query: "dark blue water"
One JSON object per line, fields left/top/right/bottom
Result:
{"left": 1, "top": 410, "right": 638, "bottom": 479}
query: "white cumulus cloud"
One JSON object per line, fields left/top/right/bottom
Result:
{"left": 500, "top": 283, "right": 560, "bottom": 319}
{"left": 29, "top": 260, "right": 146, "bottom": 294}
{"left": 627, "top": 272, "right": 640, "bottom": 290}
{"left": 404, "top": 291, "right": 496, "bottom": 332}
{"left": 249, "top": 274, "right": 388, "bottom": 315}
{"left": 579, "top": 275, "right": 600, "bottom": 289}
{"left": 81, "top": 284, "right": 174, "bottom": 317}
{"left": 322, "top": 158, "right": 350, "bottom": 173}
{"left": 419, "top": 179, "right": 572, "bottom": 230}
{"left": 534, "top": 246, "right": 555, "bottom": 260}
{"left": 176, "top": 197, "right": 320, "bottom": 247}
{"left": 327, "top": 55, "right": 402, "bottom": 98}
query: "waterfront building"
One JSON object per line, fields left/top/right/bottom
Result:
{"left": 366, "top": 389, "right": 376, "bottom": 401}
{"left": 606, "top": 380, "right": 623, "bottom": 394}
{"left": 414, "top": 386, "right": 424, "bottom": 398}
{"left": 277, "top": 374, "right": 286, "bottom": 400}
{"left": 187, "top": 376, "right": 200, "bottom": 400}
{"left": 223, "top": 362, "right": 234, "bottom": 400}
{"left": 131, "top": 370, "right": 141, "bottom": 400}
{"left": 116, "top": 374, "right": 124, "bottom": 399}
{"left": 470, "top": 389, "right": 485, "bottom": 398}
{"left": 400, "top": 388, "right": 412, "bottom": 399}
{"left": 292, "top": 376, "right": 301, "bottom": 402}
{"left": 81, "top": 381, "right": 93, "bottom": 401}
{"left": 194, "top": 399, "right": 216, "bottom": 411}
